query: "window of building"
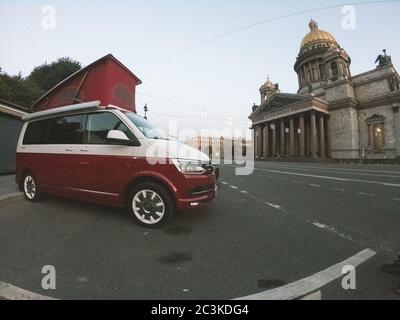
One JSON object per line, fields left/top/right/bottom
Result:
{"left": 366, "top": 115, "right": 386, "bottom": 153}
{"left": 330, "top": 61, "right": 339, "bottom": 78}
{"left": 305, "top": 65, "right": 312, "bottom": 83}
{"left": 319, "top": 64, "right": 326, "bottom": 80}
{"left": 372, "top": 124, "right": 385, "bottom": 152}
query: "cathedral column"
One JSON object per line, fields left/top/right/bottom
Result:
{"left": 263, "top": 123, "right": 270, "bottom": 157}
{"left": 393, "top": 106, "right": 400, "bottom": 157}
{"left": 280, "top": 119, "right": 285, "bottom": 156}
{"left": 319, "top": 114, "right": 326, "bottom": 158}
{"left": 271, "top": 122, "right": 277, "bottom": 156}
{"left": 253, "top": 127, "right": 258, "bottom": 159}
{"left": 289, "top": 116, "right": 295, "bottom": 156}
{"left": 299, "top": 114, "right": 305, "bottom": 157}
{"left": 310, "top": 111, "right": 318, "bottom": 158}
{"left": 326, "top": 116, "right": 332, "bottom": 157}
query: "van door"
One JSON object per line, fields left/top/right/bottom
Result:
{"left": 73, "top": 111, "right": 135, "bottom": 202}
{"left": 45, "top": 114, "right": 86, "bottom": 190}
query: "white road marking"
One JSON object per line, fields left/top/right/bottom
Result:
{"left": 240, "top": 190, "right": 248, "bottom": 194}
{"left": 250, "top": 167, "right": 400, "bottom": 188}
{"left": 264, "top": 202, "right": 282, "bottom": 210}
{"left": 300, "top": 290, "right": 322, "bottom": 300}
{"left": 292, "top": 181, "right": 303, "bottom": 184}
{"left": 230, "top": 185, "right": 239, "bottom": 190}
{"left": 0, "top": 281, "right": 57, "bottom": 300}
{"left": 234, "top": 249, "right": 376, "bottom": 300}
{"left": 358, "top": 192, "right": 374, "bottom": 197}
{"left": 390, "top": 197, "right": 400, "bottom": 201}
{"left": 331, "top": 188, "right": 345, "bottom": 192}
{"left": 257, "top": 163, "right": 400, "bottom": 176}
{"left": 312, "top": 222, "right": 353, "bottom": 241}
{"left": 221, "top": 181, "right": 229, "bottom": 185}
{"left": 309, "top": 184, "right": 321, "bottom": 188}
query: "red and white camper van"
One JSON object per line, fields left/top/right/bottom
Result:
{"left": 16, "top": 101, "right": 217, "bottom": 227}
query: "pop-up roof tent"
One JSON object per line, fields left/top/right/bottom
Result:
{"left": 32, "top": 54, "right": 142, "bottom": 113}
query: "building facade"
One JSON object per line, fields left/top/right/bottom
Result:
{"left": 0, "top": 99, "right": 29, "bottom": 173}
{"left": 249, "top": 20, "right": 400, "bottom": 162}
{"left": 185, "top": 136, "right": 250, "bottom": 161}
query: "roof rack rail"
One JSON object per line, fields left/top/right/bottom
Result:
{"left": 22, "top": 101, "right": 102, "bottom": 121}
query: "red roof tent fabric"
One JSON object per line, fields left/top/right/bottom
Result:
{"left": 33, "top": 54, "right": 142, "bottom": 113}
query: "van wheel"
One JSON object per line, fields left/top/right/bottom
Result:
{"left": 23, "top": 173, "right": 42, "bottom": 202}
{"left": 128, "top": 182, "right": 175, "bottom": 228}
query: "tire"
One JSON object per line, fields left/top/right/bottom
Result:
{"left": 22, "top": 173, "right": 42, "bottom": 202}
{"left": 128, "top": 182, "right": 175, "bottom": 228}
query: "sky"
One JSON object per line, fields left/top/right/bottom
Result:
{"left": 1, "top": 0, "right": 400, "bottom": 138}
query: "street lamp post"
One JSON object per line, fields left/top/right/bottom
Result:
{"left": 144, "top": 103, "right": 148, "bottom": 119}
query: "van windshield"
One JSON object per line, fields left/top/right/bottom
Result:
{"left": 124, "top": 112, "right": 168, "bottom": 140}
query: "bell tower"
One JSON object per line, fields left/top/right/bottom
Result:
{"left": 259, "top": 76, "right": 279, "bottom": 104}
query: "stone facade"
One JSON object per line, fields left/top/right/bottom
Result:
{"left": 249, "top": 20, "right": 400, "bottom": 162}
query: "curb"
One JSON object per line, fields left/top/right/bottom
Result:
{"left": 0, "top": 192, "right": 24, "bottom": 205}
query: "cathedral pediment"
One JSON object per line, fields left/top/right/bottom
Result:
{"left": 250, "top": 93, "right": 308, "bottom": 118}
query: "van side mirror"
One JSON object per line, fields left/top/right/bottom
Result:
{"left": 107, "top": 130, "right": 131, "bottom": 145}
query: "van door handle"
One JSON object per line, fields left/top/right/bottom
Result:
{"left": 80, "top": 147, "right": 89, "bottom": 152}
{"left": 66, "top": 148, "right": 73, "bottom": 152}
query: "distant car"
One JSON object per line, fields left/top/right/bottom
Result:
{"left": 16, "top": 101, "right": 217, "bottom": 228}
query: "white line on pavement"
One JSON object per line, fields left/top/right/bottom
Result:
{"left": 230, "top": 185, "right": 239, "bottom": 190}
{"left": 331, "top": 188, "right": 345, "bottom": 192}
{"left": 256, "top": 163, "right": 400, "bottom": 176}
{"left": 264, "top": 202, "right": 282, "bottom": 210}
{"left": 230, "top": 165, "right": 400, "bottom": 188}
{"left": 240, "top": 190, "right": 248, "bottom": 194}
{"left": 390, "top": 198, "right": 400, "bottom": 201}
{"left": 234, "top": 249, "right": 376, "bottom": 300}
{"left": 221, "top": 181, "right": 229, "bottom": 185}
{"left": 0, "top": 281, "right": 57, "bottom": 300}
{"left": 312, "top": 222, "right": 353, "bottom": 241}
{"left": 309, "top": 184, "right": 321, "bottom": 188}
{"left": 300, "top": 290, "right": 322, "bottom": 300}
{"left": 358, "top": 192, "right": 375, "bottom": 197}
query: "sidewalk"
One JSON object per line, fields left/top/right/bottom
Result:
{"left": 0, "top": 174, "right": 23, "bottom": 204}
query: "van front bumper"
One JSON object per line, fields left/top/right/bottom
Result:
{"left": 176, "top": 174, "right": 217, "bottom": 210}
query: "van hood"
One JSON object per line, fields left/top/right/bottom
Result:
{"left": 147, "top": 139, "right": 210, "bottom": 162}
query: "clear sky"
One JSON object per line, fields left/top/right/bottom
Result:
{"left": 1, "top": 0, "right": 399, "bottom": 138}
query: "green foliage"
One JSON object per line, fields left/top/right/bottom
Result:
{"left": 27, "top": 57, "right": 81, "bottom": 93}
{"left": 0, "top": 57, "right": 82, "bottom": 109}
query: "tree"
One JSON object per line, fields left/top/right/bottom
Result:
{"left": 0, "top": 57, "right": 82, "bottom": 108}
{"left": 27, "top": 57, "right": 81, "bottom": 93}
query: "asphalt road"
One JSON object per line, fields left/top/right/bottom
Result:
{"left": 0, "top": 161, "right": 399, "bottom": 300}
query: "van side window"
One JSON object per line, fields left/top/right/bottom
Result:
{"left": 85, "top": 112, "right": 133, "bottom": 145}
{"left": 23, "top": 119, "right": 49, "bottom": 145}
{"left": 47, "top": 114, "right": 86, "bottom": 144}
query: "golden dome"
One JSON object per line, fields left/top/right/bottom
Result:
{"left": 300, "top": 19, "right": 338, "bottom": 49}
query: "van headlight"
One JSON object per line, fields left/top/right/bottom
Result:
{"left": 172, "top": 159, "right": 206, "bottom": 175}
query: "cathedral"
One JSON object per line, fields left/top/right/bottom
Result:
{"left": 249, "top": 19, "right": 400, "bottom": 162}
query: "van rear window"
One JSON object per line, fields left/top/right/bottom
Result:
{"left": 23, "top": 114, "right": 86, "bottom": 145}
{"left": 23, "top": 119, "right": 49, "bottom": 145}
